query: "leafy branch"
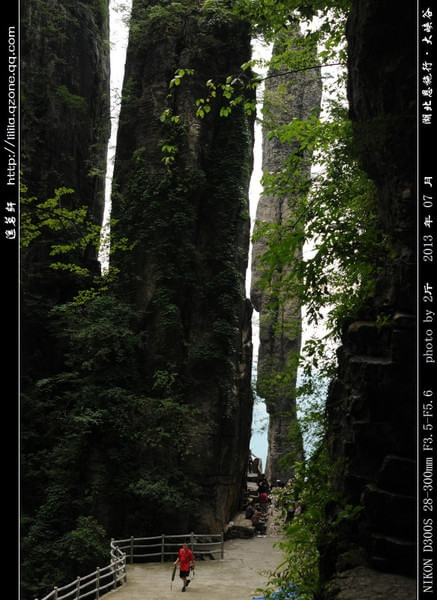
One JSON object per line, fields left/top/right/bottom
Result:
{"left": 20, "top": 181, "right": 102, "bottom": 276}
{"left": 253, "top": 101, "right": 389, "bottom": 371}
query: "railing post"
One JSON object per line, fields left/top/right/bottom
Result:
{"left": 190, "top": 531, "right": 194, "bottom": 550}
{"left": 111, "top": 557, "right": 116, "bottom": 590}
{"left": 96, "top": 566, "right": 100, "bottom": 599}
{"left": 220, "top": 532, "right": 224, "bottom": 559}
{"left": 123, "top": 553, "right": 128, "bottom": 583}
{"left": 161, "top": 533, "right": 165, "bottom": 562}
{"left": 130, "top": 536, "right": 135, "bottom": 564}
{"left": 76, "top": 576, "right": 81, "bottom": 598}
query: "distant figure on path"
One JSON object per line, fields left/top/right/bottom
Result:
{"left": 245, "top": 498, "right": 256, "bottom": 519}
{"left": 251, "top": 506, "right": 268, "bottom": 536}
{"left": 259, "top": 490, "right": 270, "bottom": 514}
{"left": 174, "top": 540, "right": 195, "bottom": 592}
{"left": 257, "top": 475, "right": 270, "bottom": 494}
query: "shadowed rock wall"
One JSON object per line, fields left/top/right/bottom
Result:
{"left": 21, "top": 0, "right": 110, "bottom": 242}
{"left": 20, "top": 2, "right": 111, "bottom": 591}
{"left": 20, "top": 0, "right": 110, "bottom": 377}
{"left": 319, "top": 0, "right": 416, "bottom": 587}
{"left": 110, "top": 0, "right": 255, "bottom": 532}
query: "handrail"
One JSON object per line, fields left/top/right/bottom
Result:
{"left": 114, "top": 532, "right": 225, "bottom": 564}
{"left": 36, "top": 542, "right": 126, "bottom": 600}
{"left": 34, "top": 532, "right": 224, "bottom": 600}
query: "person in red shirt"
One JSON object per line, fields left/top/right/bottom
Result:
{"left": 259, "top": 490, "right": 270, "bottom": 514}
{"left": 174, "top": 540, "right": 195, "bottom": 592}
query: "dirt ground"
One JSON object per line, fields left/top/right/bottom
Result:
{"left": 103, "top": 531, "right": 284, "bottom": 600}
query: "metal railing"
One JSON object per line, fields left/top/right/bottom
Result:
{"left": 36, "top": 540, "right": 126, "bottom": 600}
{"left": 34, "top": 532, "right": 224, "bottom": 600}
{"left": 114, "top": 531, "right": 225, "bottom": 563}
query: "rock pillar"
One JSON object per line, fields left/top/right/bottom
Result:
{"left": 251, "top": 33, "right": 322, "bottom": 484}
{"left": 110, "top": 0, "right": 255, "bottom": 532}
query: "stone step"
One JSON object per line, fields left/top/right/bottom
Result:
{"left": 224, "top": 511, "right": 255, "bottom": 539}
{"left": 368, "top": 533, "right": 416, "bottom": 576}
{"left": 376, "top": 454, "right": 416, "bottom": 495}
{"left": 362, "top": 484, "right": 415, "bottom": 538}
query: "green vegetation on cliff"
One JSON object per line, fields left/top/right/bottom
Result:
{"left": 21, "top": 1, "right": 254, "bottom": 597}
{"left": 20, "top": 1, "right": 402, "bottom": 599}
{"left": 109, "top": 0, "right": 255, "bottom": 515}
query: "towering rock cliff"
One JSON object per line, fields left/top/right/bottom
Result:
{"left": 251, "top": 34, "right": 322, "bottom": 484}
{"left": 20, "top": 0, "right": 110, "bottom": 376}
{"left": 20, "top": 1, "right": 111, "bottom": 593}
{"left": 21, "top": 0, "right": 110, "bottom": 252}
{"left": 319, "top": 0, "right": 416, "bottom": 586}
{"left": 110, "top": 0, "right": 255, "bottom": 532}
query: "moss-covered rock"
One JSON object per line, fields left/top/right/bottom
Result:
{"left": 110, "top": 0, "right": 255, "bottom": 532}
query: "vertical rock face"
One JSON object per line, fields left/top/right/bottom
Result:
{"left": 251, "top": 36, "right": 322, "bottom": 484}
{"left": 20, "top": 1, "right": 111, "bottom": 588}
{"left": 20, "top": 0, "right": 110, "bottom": 375}
{"left": 319, "top": 0, "right": 416, "bottom": 581}
{"left": 21, "top": 0, "right": 110, "bottom": 237}
{"left": 111, "top": 0, "right": 254, "bottom": 532}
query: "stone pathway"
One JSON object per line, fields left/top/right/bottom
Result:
{"left": 101, "top": 508, "right": 417, "bottom": 600}
{"left": 103, "top": 532, "right": 283, "bottom": 600}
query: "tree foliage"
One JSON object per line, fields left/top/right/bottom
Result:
{"left": 20, "top": 182, "right": 204, "bottom": 597}
{"left": 255, "top": 108, "right": 388, "bottom": 375}
{"left": 21, "top": 289, "right": 203, "bottom": 598}
{"left": 235, "top": 1, "right": 389, "bottom": 597}
{"left": 21, "top": 182, "right": 102, "bottom": 277}
{"left": 257, "top": 381, "right": 363, "bottom": 600}
{"left": 245, "top": 2, "right": 390, "bottom": 384}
